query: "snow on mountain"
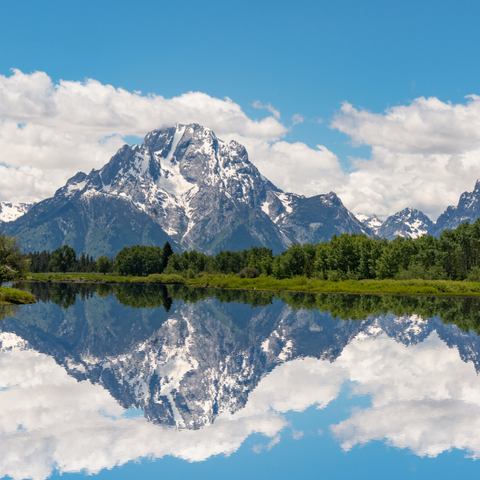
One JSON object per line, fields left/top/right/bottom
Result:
{"left": 377, "top": 207, "right": 433, "bottom": 240}
{"left": 354, "top": 213, "right": 384, "bottom": 235}
{"left": 431, "top": 179, "right": 480, "bottom": 236}
{"left": 0, "top": 202, "right": 33, "bottom": 223}
{"left": 6, "top": 123, "right": 368, "bottom": 256}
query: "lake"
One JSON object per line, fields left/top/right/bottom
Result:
{"left": 1, "top": 283, "right": 480, "bottom": 479}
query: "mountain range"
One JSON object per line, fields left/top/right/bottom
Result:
{"left": 3, "top": 124, "right": 369, "bottom": 256}
{"left": 2, "top": 123, "right": 480, "bottom": 254}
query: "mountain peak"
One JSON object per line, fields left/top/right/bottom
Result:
{"left": 354, "top": 213, "right": 384, "bottom": 235}
{"left": 378, "top": 207, "right": 433, "bottom": 240}
{"left": 5, "top": 123, "right": 371, "bottom": 255}
{"left": 432, "top": 179, "right": 480, "bottom": 235}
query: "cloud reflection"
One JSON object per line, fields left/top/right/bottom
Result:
{"left": 2, "top": 321, "right": 480, "bottom": 479}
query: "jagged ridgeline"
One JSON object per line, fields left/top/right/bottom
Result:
{"left": 5, "top": 124, "right": 369, "bottom": 256}
{"left": 14, "top": 282, "right": 480, "bottom": 335}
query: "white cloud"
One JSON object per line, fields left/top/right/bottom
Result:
{"left": 0, "top": 70, "right": 289, "bottom": 202}
{"left": 253, "top": 100, "right": 281, "bottom": 120}
{"left": 332, "top": 97, "right": 480, "bottom": 155}
{"left": 291, "top": 113, "right": 304, "bottom": 125}
{"left": 242, "top": 138, "right": 345, "bottom": 198}
{"left": 331, "top": 97, "right": 480, "bottom": 219}
{"left": 3, "top": 69, "right": 480, "bottom": 220}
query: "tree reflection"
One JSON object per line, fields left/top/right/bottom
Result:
{"left": 12, "top": 281, "right": 480, "bottom": 334}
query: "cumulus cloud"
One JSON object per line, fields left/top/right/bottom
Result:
{"left": 331, "top": 97, "right": 480, "bottom": 219}
{"left": 2, "top": 320, "right": 480, "bottom": 479}
{"left": 331, "top": 331, "right": 480, "bottom": 458}
{"left": 0, "top": 70, "right": 291, "bottom": 202}
{"left": 332, "top": 97, "right": 480, "bottom": 154}
{"left": 242, "top": 139, "right": 345, "bottom": 198}
{"left": 3, "top": 69, "right": 480, "bottom": 220}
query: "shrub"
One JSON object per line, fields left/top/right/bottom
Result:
{"left": 146, "top": 273, "right": 186, "bottom": 284}
{"left": 237, "top": 267, "right": 260, "bottom": 279}
{"left": 327, "top": 270, "right": 343, "bottom": 282}
{"left": 146, "top": 274, "right": 165, "bottom": 283}
{"left": 466, "top": 266, "right": 480, "bottom": 282}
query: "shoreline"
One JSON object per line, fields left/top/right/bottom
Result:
{"left": 0, "top": 286, "right": 36, "bottom": 305}
{"left": 15, "top": 273, "right": 480, "bottom": 298}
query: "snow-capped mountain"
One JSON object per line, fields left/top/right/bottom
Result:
{"left": 5, "top": 124, "right": 368, "bottom": 256}
{"left": 354, "top": 213, "right": 384, "bottom": 235}
{"left": 431, "top": 179, "right": 480, "bottom": 236}
{"left": 0, "top": 201, "right": 33, "bottom": 223}
{"left": 377, "top": 207, "right": 433, "bottom": 240}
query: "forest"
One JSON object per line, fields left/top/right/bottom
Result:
{"left": 25, "top": 219, "right": 480, "bottom": 282}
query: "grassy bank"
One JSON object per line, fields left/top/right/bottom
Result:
{"left": 0, "top": 286, "right": 36, "bottom": 304}
{"left": 21, "top": 272, "right": 480, "bottom": 297}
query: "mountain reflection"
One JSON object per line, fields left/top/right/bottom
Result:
{"left": 2, "top": 284, "right": 480, "bottom": 478}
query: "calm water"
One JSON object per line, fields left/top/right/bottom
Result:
{"left": 2, "top": 283, "right": 480, "bottom": 479}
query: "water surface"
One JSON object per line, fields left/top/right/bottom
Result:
{"left": 1, "top": 284, "right": 480, "bottom": 479}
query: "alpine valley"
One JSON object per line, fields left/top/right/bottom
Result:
{"left": 4, "top": 123, "right": 480, "bottom": 255}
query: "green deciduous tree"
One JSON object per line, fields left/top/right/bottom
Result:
{"left": 97, "top": 255, "right": 111, "bottom": 275}
{"left": 0, "top": 232, "right": 29, "bottom": 282}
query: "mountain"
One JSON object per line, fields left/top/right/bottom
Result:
{"left": 354, "top": 213, "right": 383, "bottom": 235}
{"left": 377, "top": 207, "right": 433, "bottom": 240}
{"left": 5, "top": 124, "right": 368, "bottom": 256}
{"left": 0, "top": 201, "right": 33, "bottom": 224}
{"left": 431, "top": 179, "right": 480, "bottom": 236}
{"left": 354, "top": 208, "right": 433, "bottom": 240}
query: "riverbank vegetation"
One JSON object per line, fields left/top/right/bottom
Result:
{"left": 22, "top": 272, "right": 480, "bottom": 297}
{"left": 9, "top": 218, "right": 480, "bottom": 298}
{"left": 0, "top": 232, "right": 35, "bottom": 304}
{"left": 0, "top": 286, "right": 36, "bottom": 304}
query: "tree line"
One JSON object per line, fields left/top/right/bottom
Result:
{"left": 9, "top": 218, "right": 480, "bottom": 281}
{"left": 159, "top": 218, "right": 480, "bottom": 281}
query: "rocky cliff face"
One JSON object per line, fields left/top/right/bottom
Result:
{"left": 5, "top": 124, "right": 369, "bottom": 255}
{"left": 431, "top": 179, "right": 480, "bottom": 236}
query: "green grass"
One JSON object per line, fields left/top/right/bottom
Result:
{"left": 0, "top": 286, "right": 36, "bottom": 304}
{"left": 26, "top": 272, "right": 187, "bottom": 285}
{"left": 21, "top": 272, "right": 480, "bottom": 297}
{"left": 188, "top": 275, "right": 480, "bottom": 297}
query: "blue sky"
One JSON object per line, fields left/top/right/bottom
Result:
{"left": 1, "top": 0, "right": 480, "bottom": 218}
